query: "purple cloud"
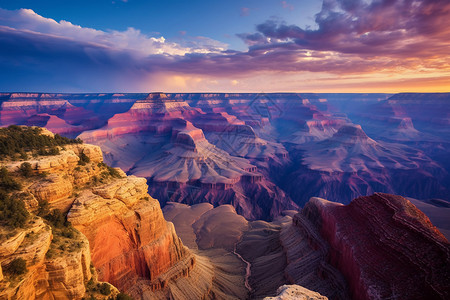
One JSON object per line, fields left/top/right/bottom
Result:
{"left": 241, "top": 0, "right": 450, "bottom": 59}
{"left": 0, "top": 2, "right": 449, "bottom": 92}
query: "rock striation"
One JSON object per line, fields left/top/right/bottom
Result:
{"left": 164, "top": 192, "right": 450, "bottom": 300}
{"left": 163, "top": 202, "right": 349, "bottom": 299}
{"left": 302, "top": 193, "right": 450, "bottom": 299}
{"left": 67, "top": 177, "right": 194, "bottom": 292}
{"left": 0, "top": 126, "right": 247, "bottom": 299}
{"left": 76, "top": 96, "right": 297, "bottom": 220}
{"left": 1, "top": 92, "right": 450, "bottom": 214}
{"left": 263, "top": 285, "right": 328, "bottom": 300}
{"left": 0, "top": 218, "right": 92, "bottom": 299}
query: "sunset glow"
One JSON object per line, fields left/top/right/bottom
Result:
{"left": 0, "top": 0, "right": 449, "bottom": 92}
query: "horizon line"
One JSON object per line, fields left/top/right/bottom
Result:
{"left": 1, "top": 91, "right": 450, "bottom": 95}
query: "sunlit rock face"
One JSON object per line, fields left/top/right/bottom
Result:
{"left": 0, "top": 93, "right": 138, "bottom": 138}
{"left": 77, "top": 94, "right": 298, "bottom": 220}
{"left": 67, "top": 177, "right": 192, "bottom": 291}
{"left": 1, "top": 92, "right": 449, "bottom": 216}
{"left": 0, "top": 217, "right": 92, "bottom": 300}
{"left": 263, "top": 285, "right": 328, "bottom": 300}
{"left": 0, "top": 127, "right": 246, "bottom": 300}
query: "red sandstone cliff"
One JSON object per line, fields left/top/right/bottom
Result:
{"left": 301, "top": 193, "right": 450, "bottom": 299}
{"left": 0, "top": 127, "right": 245, "bottom": 299}
{"left": 67, "top": 176, "right": 194, "bottom": 292}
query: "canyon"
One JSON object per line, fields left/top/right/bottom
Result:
{"left": 163, "top": 193, "right": 450, "bottom": 299}
{"left": 0, "top": 92, "right": 449, "bottom": 219}
{"left": 0, "top": 127, "right": 247, "bottom": 299}
{"left": 0, "top": 92, "right": 449, "bottom": 300}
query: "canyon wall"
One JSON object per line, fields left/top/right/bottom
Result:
{"left": 165, "top": 193, "right": 450, "bottom": 300}
{"left": 0, "top": 218, "right": 92, "bottom": 299}
{"left": 0, "top": 127, "right": 246, "bottom": 299}
{"left": 1, "top": 93, "right": 449, "bottom": 218}
{"left": 302, "top": 193, "right": 450, "bottom": 299}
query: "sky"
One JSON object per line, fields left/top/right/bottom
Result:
{"left": 0, "top": 0, "right": 449, "bottom": 93}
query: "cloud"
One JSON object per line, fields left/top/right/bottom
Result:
{"left": 0, "top": 8, "right": 226, "bottom": 56}
{"left": 242, "top": 0, "right": 450, "bottom": 60}
{"left": 0, "top": 2, "right": 449, "bottom": 92}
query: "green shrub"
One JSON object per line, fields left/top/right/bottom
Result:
{"left": 37, "top": 171, "right": 49, "bottom": 179}
{"left": 19, "top": 162, "right": 33, "bottom": 177}
{"left": 107, "top": 166, "right": 121, "bottom": 178}
{"left": 19, "top": 151, "right": 28, "bottom": 160}
{"left": 38, "top": 147, "right": 60, "bottom": 156}
{"left": 86, "top": 277, "right": 95, "bottom": 289}
{"left": 0, "top": 126, "right": 82, "bottom": 158}
{"left": 61, "top": 228, "right": 75, "bottom": 239}
{"left": 116, "top": 293, "right": 133, "bottom": 300}
{"left": 37, "top": 200, "right": 50, "bottom": 216}
{"left": 45, "top": 248, "right": 56, "bottom": 259}
{"left": 0, "top": 190, "right": 29, "bottom": 228}
{"left": 97, "top": 162, "right": 107, "bottom": 168}
{"left": 45, "top": 209, "right": 66, "bottom": 228}
{"left": 79, "top": 152, "right": 90, "bottom": 164}
{"left": 98, "top": 282, "right": 111, "bottom": 295}
{"left": 0, "top": 167, "right": 21, "bottom": 191}
{"left": 6, "top": 258, "right": 27, "bottom": 275}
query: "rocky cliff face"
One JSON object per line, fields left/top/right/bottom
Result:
{"left": 263, "top": 285, "right": 328, "bottom": 300}
{"left": 1, "top": 92, "right": 449, "bottom": 215}
{"left": 76, "top": 96, "right": 297, "bottom": 220}
{"left": 0, "top": 214, "right": 92, "bottom": 299}
{"left": 164, "top": 193, "right": 450, "bottom": 300}
{"left": 0, "top": 93, "right": 450, "bottom": 214}
{"left": 0, "top": 130, "right": 109, "bottom": 299}
{"left": 0, "top": 126, "right": 246, "bottom": 299}
{"left": 302, "top": 193, "right": 450, "bottom": 299}
{"left": 67, "top": 176, "right": 194, "bottom": 292}
{"left": 163, "top": 202, "right": 350, "bottom": 300}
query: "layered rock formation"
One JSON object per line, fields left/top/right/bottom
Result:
{"left": 0, "top": 217, "right": 93, "bottom": 299}
{"left": 0, "top": 126, "right": 247, "bottom": 299}
{"left": 163, "top": 202, "right": 350, "bottom": 299}
{"left": 67, "top": 176, "right": 194, "bottom": 292}
{"left": 407, "top": 197, "right": 450, "bottom": 239}
{"left": 0, "top": 129, "right": 112, "bottom": 299}
{"left": 1, "top": 92, "right": 450, "bottom": 215}
{"left": 0, "top": 93, "right": 138, "bottom": 137}
{"left": 282, "top": 124, "right": 448, "bottom": 205}
{"left": 302, "top": 193, "right": 450, "bottom": 299}
{"left": 263, "top": 285, "right": 328, "bottom": 300}
{"left": 165, "top": 193, "right": 450, "bottom": 300}
{"left": 163, "top": 203, "right": 249, "bottom": 251}
{"left": 77, "top": 95, "right": 297, "bottom": 220}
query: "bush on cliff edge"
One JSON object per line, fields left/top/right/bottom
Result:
{"left": 5, "top": 258, "right": 27, "bottom": 276}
